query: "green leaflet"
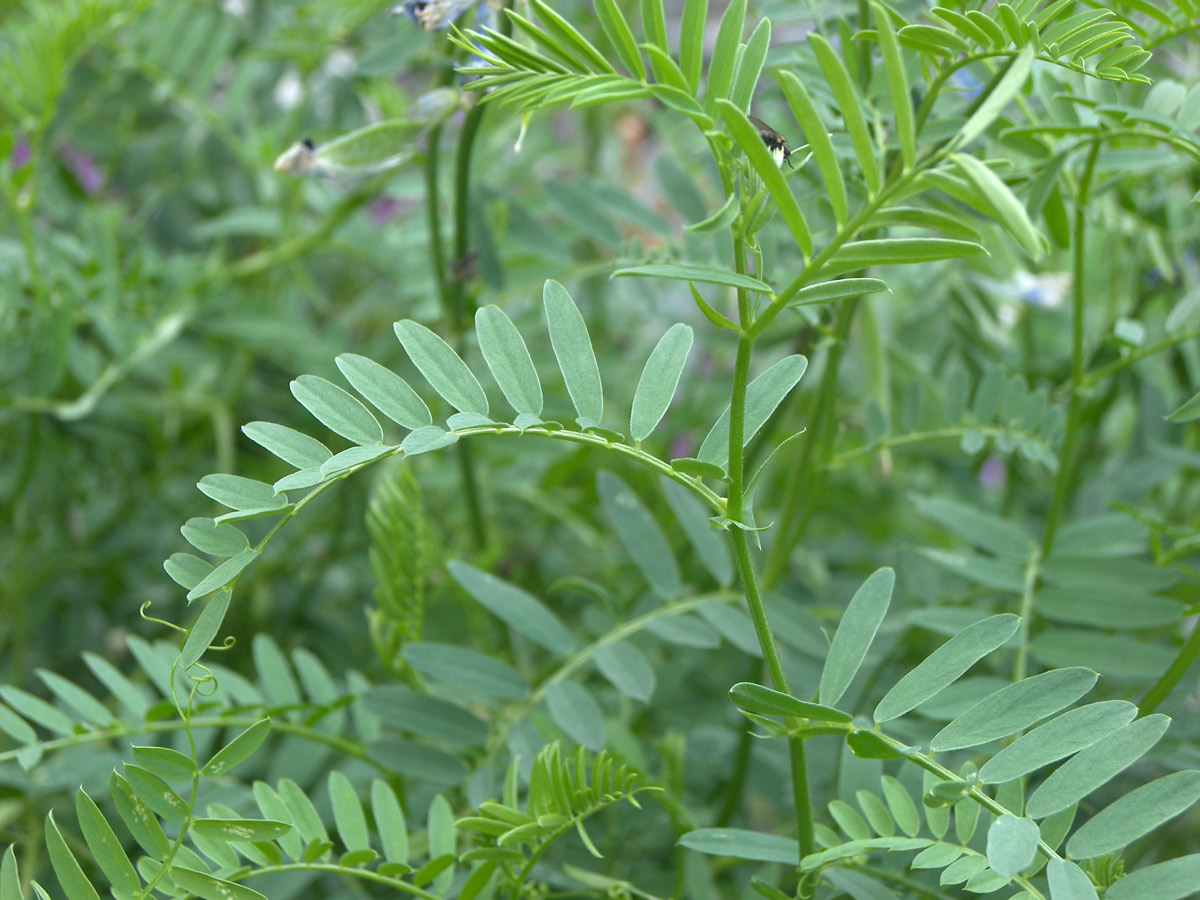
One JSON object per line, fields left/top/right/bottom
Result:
{"left": 977, "top": 700, "right": 1137, "bottom": 784}
{"left": 802, "top": 837, "right": 929, "bottom": 870}
{"left": 475, "top": 305, "right": 543, "bottom": 418}
{"left": 308, "top": 119, "right": 420, "bottom": 175}
{"left": 360, "top": 686, "right": 488, "bottom": 746}
{"left": 1168, "top": 387, "right": 1200, "bottom": 422}
{"left": 1026, "top": 714, "right": 1171, "bottom": 819}
{"left": 0, "top": 703, "right": 38, "bottom": 745}
{"left": 402, "top": 642, "right": 529, "bottom": 699}
{"left": 719, "top": 101, "right": 813, "bottom": 259}
{"left": 730, "top": 682, "right": 852, "bottom": 723}
{"left": 952, "top": 153, "right": 1045, "bottom": 260}
{"left": 34, "top": 670, "right": 114, "bottom": 728}
{"left": 1066, "top": 771, "right": 1200, "bottom": 859}
{"left": 190, "top": 818, "right": 293, "bottom": 843}
{"left": 856, "top": 790, "right": 894, "bottom": 836}
{"left": 597, "top": 470, "right": 681, "bottom": 598}
{"left": 678, "top": 828, "right": 799, "bottom": 864}
{"left": 687, "top": 191, "right": 739, "bottom": 235}
{"left": 253, "top": 633, "right": 300, "bottom": 706}
{"left": 543, "top": 280, "right": 603, "bottom": 424}
{"left": 703, "top": 0, "right": 745, "bottom": 114}
{"left": 986, "top": 814, "right": 1039, "bottom": 879}
{"left": 953, "top": 44, "right": 1035, "bottom": 150}
{"left": 678, "top": 0, "right": 706, "bottom": 90}
{"left": 697, "top": 355, "right": 808, "bottom": 467}
{"left": 0, "top": 686, "right": 73, "bottom": 736}
{"left": 111, "top": 772, "right": 171, "bottom": 860}
{"left": 629, "top": 323, "right": 692, "bottom": 442}
{"left": 197, "top": 474, "right": 287, "bottom": 513}
{"left": 45, "top": 812, "right": 101, "bottom": 900}
{"left": 186, "top": 550, "right": 258, "bottom": 602}
{"left": 394, "top": 319, "right": 489, "bottom": 416}
{"left": 335, "top": 354, "right": 432, "bottom": 430}
{"left": 327, "top": 771, "right": 369, "bottom": 852}
{"left": 1106, "top": 853, "right": 1200, "bottom": 900}
{"left": 165, "top": 553, "right": 212, "bottom": 590}
{"left": 874, "top": 614, "right": 1020, "bottom": 723}
{"left": 880, "top": 776, "right": 920, "bottom": 837}
{"left": 593, "top": 641, "right": 656, "bottom": 702}
{"left": 201, "top": 718, "right": 272, "bottom": 777}
{"left": 545, "top": 680, "right": 605, "bottom": 750}
{"left": 371, "top": 780, "right": 409, "bottom": 866}
{"left": 1, "top": 847, "right": 21, "bottom": 900}
{"left": 787, "top": 278, "right": 890, "bottom": 308}
{"left": 290, "top": 375, "right": 384, "bottom": 446}
{"left": 823, "top": 238, "right": 987, "bottom": 277}
{"left": 662, "top": 479, "right": 732, "bottom": 585}
{"left": 898, "top": 23, "right": 970, "bottom": 55}
{"left": 181, "top": 518, "right": 250, "bottom": 558}
{"left": 873, "top": 2, "right": 914, "bottom": 169}
{"left": 75, "top": 790, "right": 140, "bottom": 898}
{"left": 1046, "top": 858, "right": 1100, "bottom": 900}
{"left": 593, "top": 0, "right": 644, "bottom": 79}
{"left": 612, "top": 263, "right": 772, "bottom": 293}
{"left": 930, "top": 668, "right": 1098, "bottom": 752}
{"left": 729, "top": 18, "right": 770, "bottom": 112}
{"left": 777, "top": 70, "right": 847, "bottom": 226}
{"left": 242, "top": 422, "right": 332, "bottom": 469}
{"left": 169, "top": 867, "right": 266, "bottom": 900}
{"left": 427, "top": 795, "right": 456, "bottom": 893}
{"left": 819, "top": 568, "right": 895, "bottom": 707}
{"left": 909, "top": 495, "right": 1034, "bottom": 559}
{"left": 447, "top": 560, "right": 578, "bottom": 655}
{"left": 809, "top": 32, "right": 880, "bottom": 195}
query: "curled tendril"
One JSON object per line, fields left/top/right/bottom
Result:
{"left": 140, "top": 600, "right": 186, "bottom": 634}
{"left": 190, "top": 668, "right": 220, "bottom": 699}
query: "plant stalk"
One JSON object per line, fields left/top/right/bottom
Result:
{"left": 725, "top": 236, "right": 813, "bottom": 858}
{"left": 1041, "top": 139, "right": 1100, "bottom": 558}
{"left": 424, "top": 117, "right": 488, "bottom": 550}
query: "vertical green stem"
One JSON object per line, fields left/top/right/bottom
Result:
{"left": 424, "top": 118, "right": 487, "bottom": 550}
{"left": 714, "top": 658, "right": 763, "bottom": 827}
{"left": 424, "top": 123, "right": 451, "bottom": 326}
{"left": 789, "top": 737, "right": 814, "bottom": 859}
{"left": 1012, "top": 545, "right": 1042, "bottom": 683}
{"left": 726, "top": 238, "right": 813, "bottom": 858}
{"left": 447, "top": 102, "right": 487, "bottom": 332}
{"left": 762, "top": 298, "right": 859, "bottom": 589}
{"left": 1140, "top": 620, "right": 1200, "bottom": 714}
{"left": 1041, "top": 140, "right": 1100, "bottom": 558}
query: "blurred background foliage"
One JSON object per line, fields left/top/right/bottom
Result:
{"left": 2, "top": 0, "right": 1200, "bottom": 894}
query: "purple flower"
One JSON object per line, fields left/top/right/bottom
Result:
{"left": 670, "top": 433, "right": 694, "bottom": 460}
{"left": 978, "top": 455, "right": 1007, "bottom": 490}
{"left": 11, "top": 135, "right": 31, "bottom": 169}
{"left": 369, "top": 195, "right": 401, "bottom": 225}
{"left": 59, "top": 145, "right": 104, "bottom": 195}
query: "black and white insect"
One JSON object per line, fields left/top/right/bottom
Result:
{"left": 748, "top": 115, "right": 794, "bottom": 169}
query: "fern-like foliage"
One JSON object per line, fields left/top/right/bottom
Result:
{"left": 457, "top": 742, "right": 653, "bottom": 894}
{"left": 678, "top": 569, "right": 1198, "bottom": 899}
{"left": 163, "top": 280, "right": 756, "bottom": 617}
{"left": 1, "top": 759, "right": 469, "bottom": 900}
{"left": 0, "top": 0, "right": 145, "bottom": 133}
{"left": 367, "top": 464, "right": 436, "bottom": 678}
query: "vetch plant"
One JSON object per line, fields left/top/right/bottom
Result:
{"left": 3, "top": 1, "right": 1200, "bottom": 899}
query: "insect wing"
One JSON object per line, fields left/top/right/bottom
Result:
{"left": 747, "top": 115, "right": 792, "bottom": 168}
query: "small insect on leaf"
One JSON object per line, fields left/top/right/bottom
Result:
{"left": 748, "top": 115, "right": 794, "bottom": 169}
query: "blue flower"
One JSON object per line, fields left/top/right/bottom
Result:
{"left": 388, "top": 0, "right": 482, "bottom": 31}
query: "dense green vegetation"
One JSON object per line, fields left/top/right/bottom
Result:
{"left": 2, "top": 0, "right": 1200, "bottom": 898}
